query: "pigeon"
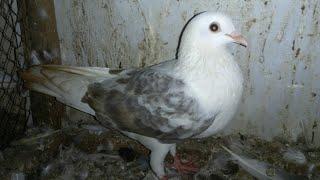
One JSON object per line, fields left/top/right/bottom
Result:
{"left": 21, "top": 12, "right": 247, "bottom": 179}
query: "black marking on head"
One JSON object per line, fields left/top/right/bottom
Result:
{"left": 175, "top": 11, "right": 207, "bottom": 58}
{"left": 195, "top": 11, "right": 207, "bottom": 16}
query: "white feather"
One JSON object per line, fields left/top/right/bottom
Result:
{"left": 221, "top": 145, "right": 306, "bottom": 180}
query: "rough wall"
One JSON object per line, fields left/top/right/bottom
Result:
{"left": 53, "top": 0, "right": 320, "bottom": 146}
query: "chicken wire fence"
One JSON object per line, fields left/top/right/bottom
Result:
{"left": 0, "top": 0, "right": 30, "bottom": 149}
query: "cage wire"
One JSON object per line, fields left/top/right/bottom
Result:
{"left": 0, "top": 0, "right": 30, "bottom": 149}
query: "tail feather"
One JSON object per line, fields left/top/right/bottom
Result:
{"left": 20, "top": 65, "right": 116, "bottom": 115}
{"left": 40, "top": 65, "right": 114, "bottom": 77}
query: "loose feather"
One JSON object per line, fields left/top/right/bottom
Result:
{"left": 221, "top": 145, "right": 307, "bottom": 180}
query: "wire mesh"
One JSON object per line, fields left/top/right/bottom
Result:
{"left": 0, "top": 0, "right": 30, "bottom": 149}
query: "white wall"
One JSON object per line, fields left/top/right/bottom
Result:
{"left": 53, "top": 0, "right": 320, "bottom": 146}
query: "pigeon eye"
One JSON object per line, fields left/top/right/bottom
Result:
{"left": 209, "top": 22, "right": 220, "bottom": 32}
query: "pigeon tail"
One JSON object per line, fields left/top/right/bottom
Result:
{"left": 20, "top": 65, "right": 115, "bottom": 115}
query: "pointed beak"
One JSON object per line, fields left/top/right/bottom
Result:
{"left": 226, "top": 31, "right": 248, "bottom": 47}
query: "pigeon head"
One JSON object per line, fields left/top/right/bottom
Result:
{"left": 178, "top": 12, "right": 247, "bottom": 59}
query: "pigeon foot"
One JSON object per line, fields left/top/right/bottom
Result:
{"left": 167, "top": 155, "right": 199, "bottom": 174}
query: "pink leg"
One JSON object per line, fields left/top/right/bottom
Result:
{"left": 167, "top": 154, "right": 199, "bottom": 174}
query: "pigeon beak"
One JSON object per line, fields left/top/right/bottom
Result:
{"left": 226, "top": 31, "right": 248, "bottom": 48}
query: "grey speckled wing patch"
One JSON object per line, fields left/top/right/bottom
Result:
{"left": 82, "top": 65, "right": 216, "bottom": 143}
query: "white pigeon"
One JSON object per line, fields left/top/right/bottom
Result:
{"left": 21, "top": 12, "right": 247, "bottom": 179}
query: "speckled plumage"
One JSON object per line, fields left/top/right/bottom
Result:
{"left": 82, "top": 60, "right": 217, "bottom": 143}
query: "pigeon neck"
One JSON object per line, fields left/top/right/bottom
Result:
{"left": 176, "top": 44, "right": 231, "bottom": 77}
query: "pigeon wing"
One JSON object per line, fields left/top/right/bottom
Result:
{"left": 82, "top": 65, "right": 215, "bottom": 143}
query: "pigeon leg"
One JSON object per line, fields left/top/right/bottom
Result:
{"left": 124, "top": 132, "right": 174, "bottom": 179}
{"left": 150, "top": 147, "right": 170, "bottom": 179}
{"left": 167, "top": 145, "right": 199, "bottom": 174}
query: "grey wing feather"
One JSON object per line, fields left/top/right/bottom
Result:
{"left": 83, "top": 61, "right": 214, "bottom": 142}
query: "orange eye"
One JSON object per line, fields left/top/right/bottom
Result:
{"left": 209, "top": 22, "right": 219, "bottom": 32}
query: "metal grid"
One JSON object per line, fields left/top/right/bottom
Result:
{"left": 0, "top": 0, "right": 30, "bottom": 149}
